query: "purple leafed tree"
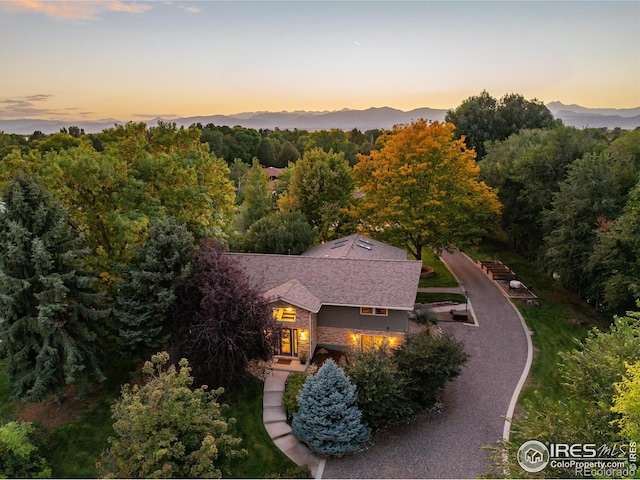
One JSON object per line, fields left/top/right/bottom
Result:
{"left": 170, "top": 239, "right": 279, "bottom": 389}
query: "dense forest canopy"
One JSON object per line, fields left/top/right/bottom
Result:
{"left": 1, "top": 104, "right": 638, "bottom": 315}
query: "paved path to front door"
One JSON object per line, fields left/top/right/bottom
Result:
{"left": 322, "top": 249, "right": 532, "bottom": 479}
{"left": 263, "top": 367, "right": 323, "bottom": 477}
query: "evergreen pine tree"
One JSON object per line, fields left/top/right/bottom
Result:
{"left": 0, "top": 175, "right": 106, "bottom": 402}
{"left": 114, "top": 218, "right": 194, "bottom": 361}
{"left": 292, "top": 359, "right": 370, "bottom": 457}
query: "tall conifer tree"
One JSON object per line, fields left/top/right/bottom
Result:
{"left": 0, "top": 175, "right": 105, "bottom": 401}
{"left": 114, "top": 218, "right": 194, "bottom": 360}
{"left": 292, "top": 359, "right": 370, "bottom": 457}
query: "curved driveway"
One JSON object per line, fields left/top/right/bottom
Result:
{"left": 322, "top": 250, "right": 531, "bottom": 479}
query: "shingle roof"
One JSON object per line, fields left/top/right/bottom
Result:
{"left": 227, "top": 253, "right": 422, "bottom": 313}
{"left": 263, "top": 279, "right": 322, "bottom": 313}
{"left": 302, "top": 234, "right": 408, "bottom": 260}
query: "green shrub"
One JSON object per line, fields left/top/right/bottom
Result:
{"left": 345, "top": 346, "right": 414, "bottom": 430}
{"left": 282, "top": 372, "right": 307, "bottom": 421}
{"left": 0, "top": 421, "right": 51, "bottom": 479}
{"left": 411, "top": 307, "right": 436, "bottom": 325}
{"left": 99, "top": 352, "right": 246, "bottom": 479}
{"left": 393, "top": 330, "right": 469, "bottom": 408}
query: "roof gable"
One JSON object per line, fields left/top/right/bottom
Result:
{"left": 263, "top": 279, "right": 322, "bottom": 313}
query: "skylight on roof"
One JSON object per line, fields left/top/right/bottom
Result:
{"left": 332, "top": 238, "right": 349, "bottom": 249}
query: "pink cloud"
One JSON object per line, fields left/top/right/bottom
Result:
{"left": 1, "top": 1, "right": 152, "bottom": 20}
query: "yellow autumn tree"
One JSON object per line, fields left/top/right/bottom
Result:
{"left": 611, "top": 361, "right": 640, "bottom": 442}
{"left": 353, "top": 120, "right": 500, "bottom": 259}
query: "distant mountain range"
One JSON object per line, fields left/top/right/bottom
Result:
{"left": 546, "top": 102, "right": 640, "bottom": 130}
{"left": 1, "top": 103, "right": 639, "bottom": 135}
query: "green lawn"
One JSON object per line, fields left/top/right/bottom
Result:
{"left": 516, "top": 302, "right": 593, "bottom": 401}
{"left": 47, "top": 399, "right": 115, "bottom": 478}
{"left": 416, "top": 248, "right": 459, "bottom": 288}
{"left": 225, "top": 377, "right": 307, "bottom": 478}
{"left": 0, "top": 363, "right": 114, "bottom": 478}
{"left": 415, "top": 292, "right": 467, "bottom": 304}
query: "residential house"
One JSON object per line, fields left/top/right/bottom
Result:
{"left": 262, "top": 166, "right": 284, "bottom": 192}
{"left": 227, "top": 234, "right": 422, "bottom": 360}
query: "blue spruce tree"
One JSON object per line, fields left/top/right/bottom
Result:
{"left": 292, "top": 359, "right": 370, "bottom": 457}
{"left": 0, "top": 175, "right": 106, "bottom": 402}
{"left": 114, "top": 217, "right": 194, "bottom": 361}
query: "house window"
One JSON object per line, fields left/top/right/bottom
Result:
{"left": 273, "top": 307, "right": 296, "bottom": 322}
{"left": 361, "top": 335, "right": 387, "bottom": 350}
{"left": 360, "top": 307, "right": 388, "bottom": 316}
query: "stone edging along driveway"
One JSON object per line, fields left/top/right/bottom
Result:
{"left": 321, "top": 250, "right": 533, "bottom": 479}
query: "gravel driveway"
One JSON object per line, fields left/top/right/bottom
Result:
{"left": 321, "top": 250, "right": 531, "bottom": 478}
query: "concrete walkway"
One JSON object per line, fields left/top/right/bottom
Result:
{"left": 263, "top": 362, "right": 324, "bottom": 478}
{"left": 322, "top": 249, "right": 532, "bottom": 478}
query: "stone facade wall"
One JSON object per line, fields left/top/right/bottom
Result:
{"left": 317, "top": 326, "right": 406, "bottom": 350}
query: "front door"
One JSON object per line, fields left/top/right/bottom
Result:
{"left": 278, "top": 328, "right": 298, "bottom": 357}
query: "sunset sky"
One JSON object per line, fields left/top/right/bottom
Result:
{"left": 1, "top": 0, "right": 638, "bottom": 121}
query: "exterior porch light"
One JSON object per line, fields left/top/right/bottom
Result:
{"left": 299, "top": 329, "right": 308, "bottom": 341}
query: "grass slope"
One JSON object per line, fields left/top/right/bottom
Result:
{"left": 417, "top": 248, "right": 459, "bottom": 288}
{"left": 47, "top": 400, "right": 114, "bottom": 478}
